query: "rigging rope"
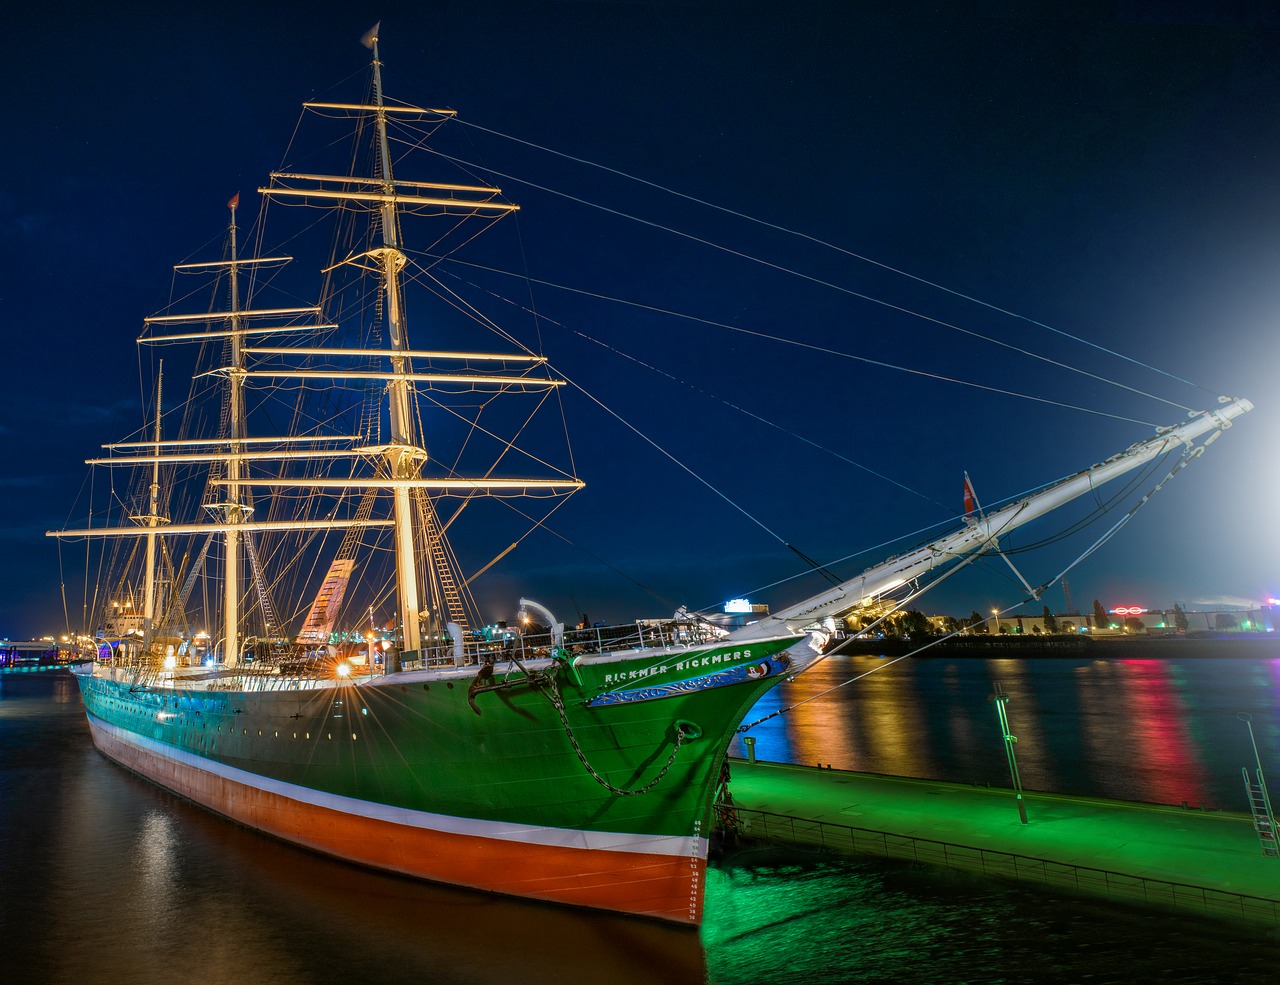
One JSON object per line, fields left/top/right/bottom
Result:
{"left": 429, "top": 148, "right": 1197, "bottom": 415}
{"left": 451, "top": 117, "right": 1219, "bottom": 400}
{"left": 569, "top": 377, "right": 797, "bottom": 552}
{"left": 436, "top": 258, "right": 1165, "bottom": 429}
{"left": 738, "top": 445, "right": 1204, "bottom": 733}
{"left": 431, "top": 255, "right": 1192, "bottom": 619}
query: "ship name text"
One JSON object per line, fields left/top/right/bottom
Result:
{"left": 600, "top": 648, "right": 753, "bottom": 685}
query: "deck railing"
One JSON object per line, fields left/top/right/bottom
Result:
{"left": 104, "top": 617, "right": 731, "bottom": 684}
{"left": 405, "top": 619, "right": 725, "bottom": 670}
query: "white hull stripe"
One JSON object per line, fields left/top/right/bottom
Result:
{"left": 89, "top": 712, "right": 706, "bottom": 858}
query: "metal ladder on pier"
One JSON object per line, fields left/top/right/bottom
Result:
{"left": 1241, "top": 768, "right": 1278, "bottom": 857}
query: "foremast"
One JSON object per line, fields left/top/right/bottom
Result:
{"left": 218, "top": 194, "right": 249, "bottom": 665}
{"left": 730, "top": 397, "right": 1253, "bottom": 642}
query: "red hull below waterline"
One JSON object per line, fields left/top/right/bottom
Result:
{"left": 89, "top": 714, "right": 705, "bottom": 923}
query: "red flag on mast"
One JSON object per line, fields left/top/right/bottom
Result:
{"left": 963, "top": 473, "right": 977, "bottom": 515}
{"left": 228, "top": 192, "right": 240, "bottom": 211}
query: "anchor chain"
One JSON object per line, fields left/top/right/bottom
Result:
{"left": 540, "top": 673, "right": 688, "bottom": 797}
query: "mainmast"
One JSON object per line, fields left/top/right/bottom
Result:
{"left": 367, "top": 24, "right": 426, "bottom": 657}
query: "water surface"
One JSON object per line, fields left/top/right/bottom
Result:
{"left": 4, "top": 650, "right": 1278, "bottom": 984}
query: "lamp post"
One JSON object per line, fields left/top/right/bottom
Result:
{"left": 990, "top": 681, "right": 1028, "bottom": 824}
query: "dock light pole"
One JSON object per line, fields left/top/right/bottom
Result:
{"left": 990, "top": 682, "right": 1028, "bottom": 824}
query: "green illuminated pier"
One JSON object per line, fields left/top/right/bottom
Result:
{"left": 720, "top": 760, "right": 1280, "bottom": 929}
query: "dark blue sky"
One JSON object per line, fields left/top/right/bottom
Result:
{"left": 3, "top": 1, "right": 1279, "bottom": 638}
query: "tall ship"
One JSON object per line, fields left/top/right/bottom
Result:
{"left": 50, "top": 29, "right": 1250, "bottom": 924}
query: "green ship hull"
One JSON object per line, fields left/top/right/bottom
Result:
{"left": 75, "top": 635, "right": 801, "bottom": 924}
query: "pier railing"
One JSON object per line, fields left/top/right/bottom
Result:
{"left": 724, "top": 807, "right": 1280, "bottom": 927}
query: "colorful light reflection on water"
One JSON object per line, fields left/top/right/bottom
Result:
{"left": 731, "top": 648, "right": 1280, "bottom": 811}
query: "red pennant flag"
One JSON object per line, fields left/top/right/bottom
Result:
{"left": 963, "top": 474, "right": 977, "bottom": 515}
{"left": 227, "top": 193, "right": 240, "bottom": 211}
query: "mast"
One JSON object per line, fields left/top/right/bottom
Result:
{"left": 368, "top": 24, "right": 425, "bottom": 659}
{"left": 250, "top": 28, "right": 528, "bottom": 663}
{"left": 729, "top": 397, "right": 1253, "bottom": 642}
{"left": 217, "top": 193, "right": 248, "bottom": 666}
{"left": 138, "top": 362, "right": 167, "bottom": 649}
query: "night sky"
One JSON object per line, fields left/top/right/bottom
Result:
{"left": 3, "top": 1, "right": 1279, "bottom": 639}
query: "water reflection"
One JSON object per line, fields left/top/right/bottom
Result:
{"left": 6, "top": 653, "right": 1280, "bottom": 984}
{"left": 705, "top": 853, "right": 1280, "bottom": 985}
{"left": 940, "top": 662, "right": 983, "bottom": 774}
{"left": 736, "top": 651, "right": 1280, "bottom": 810}
{"left": 135, "top": 810, "right": 180, "bottom": 924}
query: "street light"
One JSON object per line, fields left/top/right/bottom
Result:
{"left": 990, "top": 681, "right": 1028, "bottom": 824}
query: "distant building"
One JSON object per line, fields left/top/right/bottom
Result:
{"left": 984, "top": 605, "right": 1275, "bottom": 636}
{"left": 984, "top": 614, "right": 1083, "bottom": 635}
{"left": 1174, "top": 606, "right": 1274, "bottom": 634}
{"left": 703, "top": 598, "right": 770, "bottom": 632}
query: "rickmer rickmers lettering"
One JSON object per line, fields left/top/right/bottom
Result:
{"left": 49, "top": 26, "right": 1250, "bottom": 925}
